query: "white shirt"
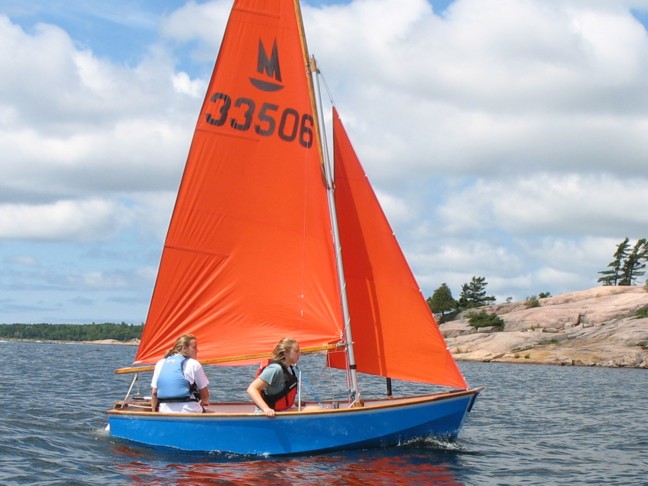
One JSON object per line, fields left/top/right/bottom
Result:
{"left": 151, "top": 354, "right": 209, "bottom": 413}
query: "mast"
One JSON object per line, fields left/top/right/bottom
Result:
{"left": 308, "top": 56, "right": 361, "bottom": 404}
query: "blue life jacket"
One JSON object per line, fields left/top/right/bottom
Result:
{"left": 156, "top": 355, "right": 198, "bottom": 402}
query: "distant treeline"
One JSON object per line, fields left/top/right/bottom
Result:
{"left": 0, "top": 322, "right": 143, "bottom": 342}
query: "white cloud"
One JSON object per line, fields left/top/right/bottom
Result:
{"left": 0, "top": 12, "right": 197, "bottom": 253}
{"left": 10, "top": 255, "right": 38, "bottom": 266}
{"left": 172, "top": 71, "right": 206, "bottom": 97}
{"left": 303, "top": 0, "right": 648, "bottom": 184}
{"left": 435, "top": 174, "right": 648, "bottom": 238}
{"left": 0, "top": 199, "right": 133, "bottom": 241}
{"left": 70, "top": 270, "right": 130, "bottom": 289}
{"left": 2, "top": 0, "right": 648, "bottom": 322}
{"left": 160, "top": 0, "right": 231, "bottom": 61}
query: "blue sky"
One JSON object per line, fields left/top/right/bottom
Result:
{"left": 2, "top": 0, "right": 648, "bottom": 324}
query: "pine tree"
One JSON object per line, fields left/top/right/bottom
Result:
{"left": 619, "top": 238, "right": 648, "bottom": 285}
{"left": 458, "top": 276, "right": 496, "bottom": 309}
{"left": 427, "top": 283, "right": 457, "bottom": 323}
{"left": 597, "top": 237, "right": 630, "bottom": 286}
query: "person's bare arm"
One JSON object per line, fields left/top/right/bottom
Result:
{"left": 246, "top": 378, "right": 275, "bottom": 417}
{"left": 151, "top": 388, "right": 159, "bottom": 412}
{"left": 199, "top": 386, "right": 209, "bottom": 408}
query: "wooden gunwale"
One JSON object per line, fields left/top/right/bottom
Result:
{"left": 107, "top": 388, "right": 481, "bottom": 417}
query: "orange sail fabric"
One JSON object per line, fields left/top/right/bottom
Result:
{"left": 135, "top": 0, "right": 343, "bottom": 364}
{"left": 330, "top": 108, "right": 467, "bottom": 389}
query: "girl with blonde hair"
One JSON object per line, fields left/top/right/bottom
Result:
{"left": 151, "top": 334, "right": 210, "bottom": 413}
{"left": 247, "top": 337, "right": 301, "bottom": 417}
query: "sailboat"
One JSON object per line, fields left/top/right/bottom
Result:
{"left": 106, "top": 0, "right": 480, "bottom": 455}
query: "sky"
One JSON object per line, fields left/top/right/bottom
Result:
{"left": 2, "top": 0, "right": 648, "bottom": 324}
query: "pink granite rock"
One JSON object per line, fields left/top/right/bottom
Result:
{"left": 442, "top": 286, "right": 648, "bottom": 368}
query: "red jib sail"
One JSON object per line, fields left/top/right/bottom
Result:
{"left": 135, "top": 0, "right": 343, "bottom": 364}
{"left": 330, "top": 108, "right": 467, "bottom": 389}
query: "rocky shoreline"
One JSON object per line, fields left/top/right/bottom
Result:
{"left": 442, "top": 286, "right": 648, "bottom": 368}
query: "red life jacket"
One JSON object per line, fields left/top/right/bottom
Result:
{"left": 256, "top": 359, "right": 298, "bottom": 411}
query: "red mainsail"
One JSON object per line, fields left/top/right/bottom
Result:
{"left": 135, "top": 0, "right": 343, "bottom": 364}
{"left": 134, "top": 0, "right": 467, "bottom": 392}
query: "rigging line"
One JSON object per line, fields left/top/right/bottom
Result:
{"left": 316, "top": 60, "right": 336, "bottom": 107}
{"left": 295, "top": 365, "right": 323, "bottom": 405}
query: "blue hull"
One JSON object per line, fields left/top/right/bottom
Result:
{"left": 107, "top": 390, "right": 479, "bottom": 455}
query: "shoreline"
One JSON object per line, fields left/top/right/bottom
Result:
{"left": 4, "top": 337, "right": 646, "bottom": 369}
{"left": 454, "top": 355, "right": 646, "bottom": 369}
{"left": 2, "top": 338, "right": 140, "bottom": 346}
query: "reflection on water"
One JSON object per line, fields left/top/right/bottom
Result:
{"left": 111, "top": 440, "right": 464, "bottom": 485}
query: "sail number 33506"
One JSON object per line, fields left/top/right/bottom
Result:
{"left": 205, "top": 93, "right": 314, "bottom": 148}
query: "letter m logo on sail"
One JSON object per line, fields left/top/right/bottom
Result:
{"left": 249, "top": 39, "right": 284, "bottom": 92}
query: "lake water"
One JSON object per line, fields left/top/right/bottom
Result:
{"left": 0, "top": 341, "right": 646, "bottom": 485}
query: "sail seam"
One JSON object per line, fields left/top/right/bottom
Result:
{"left": 164, "top": 244, "right": 229, "bottom": 258}
{"left": 234, "top": 7, "right": 280, "bottom": 19}
{"left": 195, "top": 127, "right": 261, "bottom": 142}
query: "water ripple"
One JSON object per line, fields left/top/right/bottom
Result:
{"left": 1, "top": 342, "right": 647, "bottom": 485}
